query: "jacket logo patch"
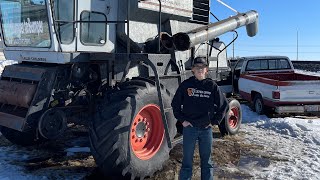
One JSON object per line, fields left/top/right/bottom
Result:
{"left": 187, "top": 88, "right": 211, "bottom": 98}
{"left": 187, "top": 88, "right": 195, "bottom": 96}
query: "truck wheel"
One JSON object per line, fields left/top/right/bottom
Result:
{"left": 253, "top": 94, "right": 264, "bottom": 115}
{"left": 89, "top": 81, "right": 177, "bottom": 179}
{"left": 0, "top": 126, "right": 41, "bottom": 146}
{"left": 218, "top": 98, "right": 242, "bottom": 136}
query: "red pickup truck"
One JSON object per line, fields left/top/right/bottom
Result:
{"left": 233, "top": 56, "right": 320, "bottom": 115}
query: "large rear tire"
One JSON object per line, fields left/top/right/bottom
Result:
{"left": 89, "top": 80, "right": 177, "bottom": 179}
{"left": 218, "top": 98, "right": 242, "bottom": 136}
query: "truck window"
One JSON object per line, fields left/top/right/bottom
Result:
{"left": 246, "top": 60, "right": 260, "bottom": 71}
{"left": 269, "top": 60, "right": 277, "bottom": 69}
{"left": 54, "top": 0, "right": 75, "bottom": 44}
{"left": 279, "top": 59, "right": 290, "bottom": 69}
{"left": 261, "top": 60, "right": 268, "bottom": 70}
{"left": 80, "top": 11, "right": 107, "bottom": 45}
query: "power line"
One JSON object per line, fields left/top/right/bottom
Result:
{"left": 233, "top": 44, "right": 320, "bottom": 47}
{"left": 233, "top": 49, "right": 320, "bottom": 54}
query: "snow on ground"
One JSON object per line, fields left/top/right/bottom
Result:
{"left": 240, "top": 105, "right": 320, "bottom": 180}
{"left": 0, "top": 60, "right": 319, "bottom": 179}
{"left": 0, "top": 60, "right": 17, "bottom": 74}
{"left": 0, "top": 146, "right": 45, "bottom": 180}
{"left": 0, "top": 143, "right": 90, "bottom": 180}
{"left": 295, "top": 69, "right": 320, "bottom": 77}
{"left": 66, "top": 146, "right": 91, "bottom": 156}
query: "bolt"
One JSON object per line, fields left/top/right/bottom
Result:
{"left": 140, "top": 139, "right": 143, "bottom": 142}
{"left": 132, "top": 135, "right": 135, "bottom": 139}
{"left": 134, "top": 122, "right": 137, "bottom": 126}
{"left": 132, "top": 129, "right": 135, "bottom": 132}
{"left": 138, "top": 118, "right": 141, "bottom": 122}
{"left": 135, "top": 139, "right": 138, "bottom": 143}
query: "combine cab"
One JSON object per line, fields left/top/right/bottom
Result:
{"left": 0, "top": 0, "right": 258, "bottom": 178}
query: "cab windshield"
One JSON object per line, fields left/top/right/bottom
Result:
{"left": 0, "top": 0, "right": 51, "bottom": 47}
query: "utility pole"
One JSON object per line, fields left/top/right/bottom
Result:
{"left": 296, "top": 29, "right": 299, "bottom": 61}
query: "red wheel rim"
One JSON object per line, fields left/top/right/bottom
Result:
{"left": 130, "top": 104, "right": 164, "bottom": 160}
{"left": 228, "top": 107, "right": 239, "bottom": 128}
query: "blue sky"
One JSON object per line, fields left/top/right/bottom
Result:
{"left": 210, "top": 0, "right": 320, "bottom": 61}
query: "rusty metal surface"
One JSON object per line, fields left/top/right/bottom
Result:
{"left": 0, "top": 80, "right": 37, "bottom": 108}
{"left": 0, "top": 112, "right": 25, "bottom": 131}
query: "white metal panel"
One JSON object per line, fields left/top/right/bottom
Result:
{"left": 239, "top": 75, "right": 320, "bottom": 103}
{"left": 138, "top": 0, "right": 193, "bottom": 18}
{"left": 209, "top": 42, "right": 228, "bottom": 68}
{"left": 5, "top": 50, "right": 69, "bottom": 63}
{"left": 279, "top": 82, "right": 320, "bottom": 102}
{"left": 238, "top": 77, "right": 275, "bottom": 99}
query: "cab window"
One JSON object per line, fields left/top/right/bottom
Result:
{"left": 80, "top": 11, "right": 107, "bottom": 45}
{"left": 54, "top": 0, "right": 75, "bottom": 44}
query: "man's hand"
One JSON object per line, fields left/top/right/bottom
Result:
{"left": 182, "top": 121, "right": 193, "bottom": 127}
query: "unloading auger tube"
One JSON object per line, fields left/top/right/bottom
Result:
{"left": 172, "top": 10, "right": 259, "bottom": 51}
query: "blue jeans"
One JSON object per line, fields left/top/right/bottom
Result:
{"left": 179, "top": 126, "right": 213, "bottom": 180}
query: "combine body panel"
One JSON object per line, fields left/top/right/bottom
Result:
{"left": 0, "top": 0, "right": 258, "bottom": 178}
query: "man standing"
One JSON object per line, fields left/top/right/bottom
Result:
{"left": 171, "top": 57, "right": 228, "bottom": 180}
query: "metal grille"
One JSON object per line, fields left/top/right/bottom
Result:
{"left": 189, "top": 0, "right": 210, "bottom": 25}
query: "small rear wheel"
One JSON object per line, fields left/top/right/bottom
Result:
{"left": 219, "top": 98, "right": 242, "bottom": 136}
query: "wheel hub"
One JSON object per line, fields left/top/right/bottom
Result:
{"left": 135, "top": 121, "right": 147, "bottom": 138}
{"left": 130, "top": 104, "right": 164, "bottom": 160}
{"left": 228, "top": 107, "right": 239, "bottom": 128}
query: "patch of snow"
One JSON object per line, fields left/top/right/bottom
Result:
{"left": 240, "top": 104, "right": 320, "bottom": 180}
{"left": 295, "top": 69, "right": 320, "bottom": 77}
{"left": 0, "top": 147, "right": 46, "bottom": 180}
{"left": 66, "top": 146, "right": 91, "bottom": 156}
{"left": 0, "top": 60, "right": 17, "bottom": 75}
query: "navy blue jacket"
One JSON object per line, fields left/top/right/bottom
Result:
{"left": 171, "top": 76, "right": 228, "bottom": 128}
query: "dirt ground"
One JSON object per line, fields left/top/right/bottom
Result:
{"left": 0, "top": 125, "right": 277, "bottom": 180}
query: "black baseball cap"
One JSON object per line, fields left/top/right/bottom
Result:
{"left": 193, "top": 57, "right": 208, "bottom": 67}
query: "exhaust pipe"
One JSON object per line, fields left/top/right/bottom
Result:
{"left": 172, "top": 10, "right": 259, "bottom": 51}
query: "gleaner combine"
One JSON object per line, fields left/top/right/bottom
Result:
{"left": 0, "top": 0, "right": 258, "bottom": 178}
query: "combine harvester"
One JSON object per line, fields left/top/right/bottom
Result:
{"left": 0, "top": 0, "right": 258, "bottom": 178}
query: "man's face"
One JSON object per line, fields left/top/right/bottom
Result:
{"left": 192, "top": 64, "right": 208, "bottom": 80}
